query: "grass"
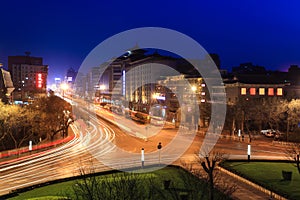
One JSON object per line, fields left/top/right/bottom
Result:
{"left": 8, "top": 181, "right": 74, "bottom": 200}
{"left": 221, "top": 161, "right": 300, "bottom": 200}
{"left": 7, "top": 166, "right": 230, "bottom": 200}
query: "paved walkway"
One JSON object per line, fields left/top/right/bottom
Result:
{"left": 172, "top": 158, "right": 276, "bottom": 200}
{"left": 217, "top": 168, "right": 272, "bottom": 200}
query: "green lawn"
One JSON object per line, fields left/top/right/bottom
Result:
{"left": 8, "top": 181, "right": 74, "bottom": 200}
{"left": 221, "top": 161, "right": 300, "bottom": 200}
{"left": 7, "top": 166, "right": 230, "bottom": 200}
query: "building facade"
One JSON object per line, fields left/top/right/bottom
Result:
{"left": 8, "top": 54, "right": 48, "bottom": 102}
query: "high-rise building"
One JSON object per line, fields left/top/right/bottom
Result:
{"left": 65, "top": 67, "right": 77, "bottom": 84}
{"left": 8, "top": 53, "right": 48, "bottom": 102}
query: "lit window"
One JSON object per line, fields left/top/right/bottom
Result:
{"left": 250, "top": 88, "right": 256, "bottom": 95}
{"left": 241, "top": 88, "right": 247, "bottom": 95}
{"left": 268, "top": 88, "right": 274, "bottom": 96}
{"left": 277, "top": 88, "right": 283, "bottom": 96}
{"left": 201, "top": 99, "right": 206, "bottom": 103}
{"left": 201, "top": 83, "right": 206, "bottom": 87}
{"left": 259, "top": 88, "right": 265, "bottom": 95}
{"left": 201, "top": 92, "right": 206, "bottom": 96}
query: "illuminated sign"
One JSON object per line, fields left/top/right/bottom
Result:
{"left": 152, "top": 93, "right": 165, "bottom": 100}
{"left": 36, "top": 73, "right": 43, "bottom": 88}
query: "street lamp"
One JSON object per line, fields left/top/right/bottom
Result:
{"left": 157, "top": 142, "right": 162, "bottom": 165}
{"left": 141, "top": 148, "right": 145, "bottom": 168}
{"left": 61, "top": 83, "right": 69, "bottom": 99}
{"left": 247, "top": 144, "right": 251, "bottom": 162}
{"left": 191, "top": 85, "right": 197, "bottom": 92}
{"left": 99, "top": 84, "right": 106, "bottom": 90}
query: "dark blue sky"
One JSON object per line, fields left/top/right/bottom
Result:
{"left": 1, "top": 0, "right": 300, "bottom": 84}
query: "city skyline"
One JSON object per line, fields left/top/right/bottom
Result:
{"left": 0, "top": 0, "right": 300, "bottom": 84}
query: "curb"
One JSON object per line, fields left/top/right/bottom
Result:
{"left": 217, "top": 166, "right": 288, "bottom": 200}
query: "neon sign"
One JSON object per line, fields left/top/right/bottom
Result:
{"left": 36, "top": 73, "right": 43, "bottom": 88}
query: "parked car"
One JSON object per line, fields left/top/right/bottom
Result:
{"left": 260, "top": 129, "right": 276, "bottom": 137}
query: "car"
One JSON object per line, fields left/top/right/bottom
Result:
{"left": 260, "top": 129, "right": 276, "bottom": 137}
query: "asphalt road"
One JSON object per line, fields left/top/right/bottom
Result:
{"left": 0, "top": 105, "right": 292, "bottom": 197}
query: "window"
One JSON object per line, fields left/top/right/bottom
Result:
{"left": 268, "top": 88, "right": 274, "bottom": 96}
{"left": 259, "top": 88, "right": 265, "bottom": 95}
{"left": 250, "top": 88, "right": 256, "bottom": 95}
{"left": 241, "top": 88, "right": 247, "bottom": 95}
{"left": 201, "top": 92, "right": 206, "bottom": 96}
{"left": 277, "top": 88, "right": 283, "bottom": 96}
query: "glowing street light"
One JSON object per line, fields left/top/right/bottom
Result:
{"left": 61, "top": 83, "right": 69, "bottom": 99}
{"left": 141, "top": 148, "right": 145, "bottom": 168}
{"left": 99, "top": 84, "right": 106, "bottom": 90}
{"left": 191, "top": 85, "right": 197, "bottom": 92}
{"left": 152, "top": 93, "right": 158, "bottom": 99}
{"left": 247, "top": 144, "right": 251, "bottom": 162}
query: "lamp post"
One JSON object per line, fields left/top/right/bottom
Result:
{"left": 157, "top": 142, "right": 162, "bottom": 166}
{"left": 141, "top": 148, "right": 145, "bottom": 168}
{"left": 247, "top": 144, "right": 251, "bottom": 162}
{"left": 191, "top": 85, "right": 197, "bottom": 130}
{"left": 61, "top": 83, "right": 69, "bottom": 100}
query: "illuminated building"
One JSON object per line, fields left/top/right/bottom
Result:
{"left": 8, "top": 52, "right": 48, "bottom": 102}
{"left": 225, "top": 74, "right": 288, "bottom": 105}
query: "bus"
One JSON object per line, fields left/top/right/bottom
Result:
{"left": 149, "top": 104, "right": 166, "bottom": 126}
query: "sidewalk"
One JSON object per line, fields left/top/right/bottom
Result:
{"left": 173, "top": 158, "right": 279, "bottom": 200}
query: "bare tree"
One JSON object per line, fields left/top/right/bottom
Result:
{"left": 197, "top": 151, "right": 233, "bottom": 200}
{"left": 70, "top": 166, "right": 150, "bottom": 200}
{"left": 287, "top": 143, "right": 300, "bottom": 174}
{"left": 286, "top": 99, "right": 300, "bottom": 142}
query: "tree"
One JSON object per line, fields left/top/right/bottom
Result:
{"left": 197, "top": 151, "right": 231, "bottom": 200}
{"left": 70, "top": 166, "right": 151, "bottom": 200}
{"left": 287, "top": 143, "right": 300, "bottom": 174}
{"left": 8, "top": 107, "right": 38, "bottom": 150}
{"left": 0, "top": 103, "right": 41, "bottom": 151}
{"left": 0, "top": 102, "right": 11, "bottom": 144}
{"left": 286, "top": 99, "right": 300, "bottom": 141}
{"left": 32, "top": 96, "right": 73, "bottom": 141}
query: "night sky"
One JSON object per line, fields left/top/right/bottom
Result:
{"left": 0, "top": 0, "right": 300, "bottom": 85}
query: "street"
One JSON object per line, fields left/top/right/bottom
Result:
{"left": 0, "top": 105, "right": 292, "bottom": 197}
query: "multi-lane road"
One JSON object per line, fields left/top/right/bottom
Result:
{"left": 0, "top": 112, "right": 115, "bottom": 195}
{"left": 0, "top": 105, "right": 291, "bottom": 196}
